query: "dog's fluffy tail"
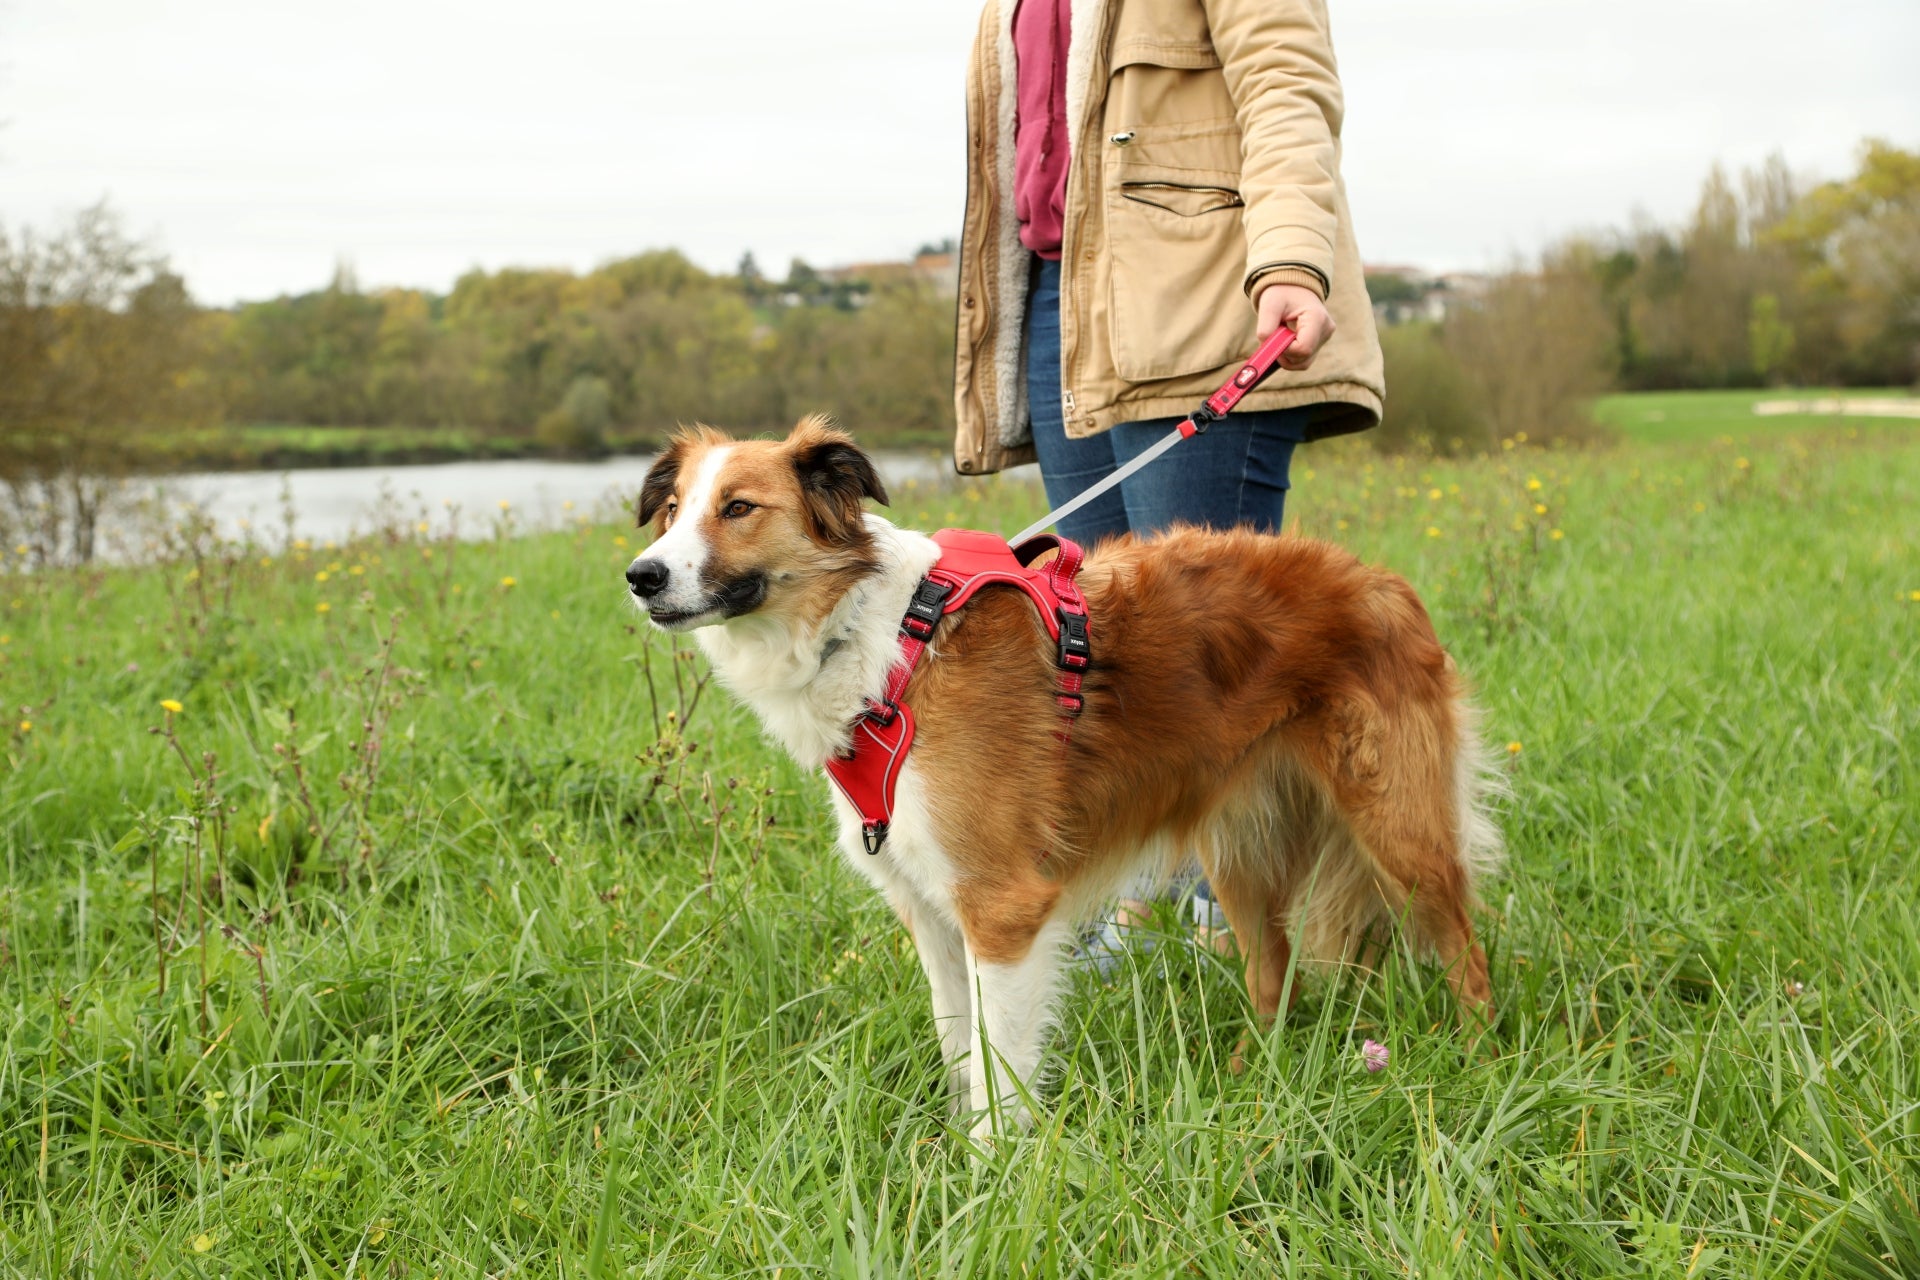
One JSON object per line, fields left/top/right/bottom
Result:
{"left": 1453, "top": 699, "right": 1509, "bottom": 901}
{"left": 1286, "top": 692, "right": 1506, "bottom": 968}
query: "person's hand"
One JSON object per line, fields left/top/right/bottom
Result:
{"left": 1256, "top": 282, "right": 1335, "bottom": 371}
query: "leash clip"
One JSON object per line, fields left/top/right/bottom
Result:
{"left": 861, "top": 822, "right": 889, "bottom": 855}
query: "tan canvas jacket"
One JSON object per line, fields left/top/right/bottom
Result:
{"left": 952, "top": 0, "right": 1384, "bottom": 476}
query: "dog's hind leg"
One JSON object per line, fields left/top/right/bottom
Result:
{"left": 1203, "top": 859, "right": 1297, "bottom": 1075}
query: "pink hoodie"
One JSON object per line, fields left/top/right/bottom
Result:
{"left": 1012, "top": 0, "right": 1072, "bottom": 260}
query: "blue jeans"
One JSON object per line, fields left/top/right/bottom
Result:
{"left": 1026, "top": 256, "right": 1307, "bottom": 913}
{"left": 1024, "top": 256, "right": 1308, "bottom": 546}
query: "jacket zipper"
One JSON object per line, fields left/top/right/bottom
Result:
{"left": 953, "top": 30, "right": 986, "bottom": 471}
{"left": 1058, "top": 1, "right": 1115, "bottom": 436}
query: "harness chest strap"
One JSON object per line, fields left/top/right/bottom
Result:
{"left": 823, "top": 529, "right": 1090, "bottom": 854}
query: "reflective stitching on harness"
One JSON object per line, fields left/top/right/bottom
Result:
{"left": 822, "top": 529, "right": 1091, "bottom": 854}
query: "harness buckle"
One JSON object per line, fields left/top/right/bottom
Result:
{"left": 861, "top": 822, "right": 889, "bottom": 855}
{"left": 900, "top": 577, "right": 954, "bottom": 641}
{"left": 1057, "top": 608, "right": 1091, "bottom": 671}
{"left": 866, "top": 697, "right": 899, "bottom": 728}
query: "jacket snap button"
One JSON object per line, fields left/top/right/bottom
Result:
{"left": 1109, "top": 131, "right": 1134, "bottom": 146}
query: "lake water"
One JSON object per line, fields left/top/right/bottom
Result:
{"left": 103, "top": 450, "right": 1034, "bottom": 558}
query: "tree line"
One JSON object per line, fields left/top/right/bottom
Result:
{"left": 3, "top": 137, "right": 1914, "bottom": 473}
{"left": 1374, "top": 139, "right": 1919, "bottom": 450}
{"left": 207, "top": 251, "right": 956, "bottom": 451}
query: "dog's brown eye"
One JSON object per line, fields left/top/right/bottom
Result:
{"left": 722, "top": 500, "right": 756, "bottom": 519}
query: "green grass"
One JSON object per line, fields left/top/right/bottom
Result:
{"left": 1593, "top": 387, "right": 1917, "bottom": 444}
{"left": 2, "top": 427, "right": 1917, "bottom": 1276}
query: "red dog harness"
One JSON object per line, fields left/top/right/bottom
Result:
{"left": 824, "top": 529, "right": 1090, "bottom": 853}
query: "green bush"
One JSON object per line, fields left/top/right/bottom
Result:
{"left": 534, "top": 374, "right": 613, "bottom": 456}
{"left": 1374, "top": 324, "right": 1485, "bottom": 453}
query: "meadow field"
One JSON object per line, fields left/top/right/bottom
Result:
{"left": 0, "top": 414, "right": 1915, "bottom": 1276}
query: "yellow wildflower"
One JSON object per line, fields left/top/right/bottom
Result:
{"left": 314, "top": 571, "right": 329, "bottom": 582}
{"left": 18, "top": 720, "right": 30, "bottom": 733}
{"left": 1428, "top": 488, "right": 1442, "bottom": 501}
{"left": 500, "top": 576, "right": 516, "bottom": 588}
{"left": 1506, "top": 741, "right": 1522, "bottom": 754}
{"left": 498, "top": 499, "right": 512, "bottom": 510}
{"left": 1534, "top": 503, "right": 1547, "bottom": 515}
{"left": 191, "top": 1232, "right": 214, "bottom": 1253}
{"left": 316, "top": 602, "right": 331, "bottom": 614}
{"left": 1526, "top": 477, "right": 1542, "bottom": 491}
{"left": 160, "top": 699, "right": 184, "bottom": 714}
{"left": 1550, "top": 529, "right": 1565, "bottom": 541}
{"left": 1425, "top": 526, "right": 1441, "bottom": 538}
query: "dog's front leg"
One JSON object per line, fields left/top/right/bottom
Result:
{"left": 961, "top": 916, "right": 1072, "bottom": 1143}
{"left": 903, "top": 906, "right": 972, "bottom": 1110}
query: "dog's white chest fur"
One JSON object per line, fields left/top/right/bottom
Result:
{"left": 696, "top": 520, "right": 958, "bottom": 906}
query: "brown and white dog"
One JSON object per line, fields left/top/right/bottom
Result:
{"left": 627, "top": 418, "right": 1501, "bottom": 1139}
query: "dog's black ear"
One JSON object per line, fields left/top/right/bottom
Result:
{"left": 638, "top": 429, "right": 715, "bottom": 527}
{"left": 789, "top": 415, "right": 888, "bottom": 542}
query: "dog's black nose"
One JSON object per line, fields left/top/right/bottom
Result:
{"left": 626, "top": 559, "right": 669, "bottom": 598}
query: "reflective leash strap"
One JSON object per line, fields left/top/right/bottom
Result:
{"left": 1012, "top": 325, "right": 1298, "bottom": 545}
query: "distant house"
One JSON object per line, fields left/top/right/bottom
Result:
{"left": 1364, "top": 265, "right": 1488, "bottom": 326}
{"left": 910, "top": 249, "right": 958, "bottom": 297}
{"left": 814, "top": 245, "right": 959, "bottom": 304}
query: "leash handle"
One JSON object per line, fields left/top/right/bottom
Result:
{"left": 1185, "top": 326, "right": 1297, "bottom": 435}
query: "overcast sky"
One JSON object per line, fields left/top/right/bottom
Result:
{"left": 3, "top": 0, "right": 1915, "bottom": 305}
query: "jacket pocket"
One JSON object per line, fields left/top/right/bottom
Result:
{"left": 1119, "top": 181, "right": 1243, "bottom": 218}
{"left": 1105, "top": 136, "right": 1256, "bottom": 383}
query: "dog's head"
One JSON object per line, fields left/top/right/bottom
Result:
{"left": 625, "top": 416, "right": 890, "bottom": 631}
